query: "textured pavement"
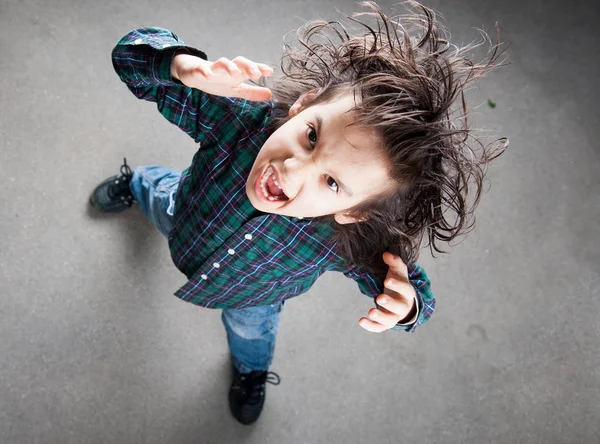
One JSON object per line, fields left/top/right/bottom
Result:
{"left": 1, "top": 0, "right": 599, "bottom": 443}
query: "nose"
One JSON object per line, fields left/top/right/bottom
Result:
{"left": 283, "top": 156, "right": 314, "bottom": 196}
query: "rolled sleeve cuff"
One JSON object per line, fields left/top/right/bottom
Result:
{"left": 390, "top": 289, "right": 423, "bottom": 332}
{"left": 391, "top": 265, "right": 435, "bottom": 333}
{"left": 118, "top": 27, "right": 208, "bottom": 85}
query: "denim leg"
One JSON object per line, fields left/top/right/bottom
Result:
{"left": 129, "top": 166, "right": 181, "bottom": 238}
{"left": 222, "top": 303, "right": 283, "bottom": 373}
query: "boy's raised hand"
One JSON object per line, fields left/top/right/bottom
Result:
{"left": 359, "top": 252, "right": 417, "bottom": 333}
{"left": 171, "top": 53, "right": 273, "bottom": 101}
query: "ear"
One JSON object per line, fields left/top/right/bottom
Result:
{"left": 334, "top": 212, "right": 366, "bottom": 225}
{"left": 288, "top": 88, "right": 321, "bottom": 117}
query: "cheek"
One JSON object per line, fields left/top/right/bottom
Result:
{"left": 257, "top": 136, "right": 282, "bottom": 161}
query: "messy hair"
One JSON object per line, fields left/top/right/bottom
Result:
{"left": 269, "top": 1, "right": 508, "bottom": 274}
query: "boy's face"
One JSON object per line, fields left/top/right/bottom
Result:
{"left": 246, "top": 93, "right": 394, "bottom": 223}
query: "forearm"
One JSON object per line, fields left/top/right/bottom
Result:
{"left": 111, "top": 27, "right": 207, "bottom": 98}
{"left": 111, "top": 27, "right": 223, "bottom": 143}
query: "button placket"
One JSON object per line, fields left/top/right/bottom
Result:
{"left": 199, "top": 231, "right": 254, "bottom": 283}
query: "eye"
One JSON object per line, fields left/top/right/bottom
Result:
{"left": 326, "top": 175, "right": 339, "bottom": 193}
{"left": 306, "top": 125, "right": 317, "bottom": 147}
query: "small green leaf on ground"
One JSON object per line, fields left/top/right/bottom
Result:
{"left": 487, "top": 99, "right": 497, "bottom": 109}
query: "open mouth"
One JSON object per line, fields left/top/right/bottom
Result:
{"left": 257, "top": 165, "right": 289, "bottom": 203}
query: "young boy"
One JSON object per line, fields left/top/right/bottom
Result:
{"left": 91, "top": 1, "right": 503, "bottom": 425}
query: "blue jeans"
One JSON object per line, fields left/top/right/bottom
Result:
{"left": 130, "top": 165, "right": 282, "bottom": 373}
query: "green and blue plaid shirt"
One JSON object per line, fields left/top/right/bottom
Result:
{"left": 112, "top": 27, "right": 435, "bottom": 332}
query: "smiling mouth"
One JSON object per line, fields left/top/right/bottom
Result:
{"left": 259, "top": 165, "right": 289, "bottom": 202}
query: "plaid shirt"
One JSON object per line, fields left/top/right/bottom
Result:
{"left": 112, "top": 27, "right": 436, "bottom": 332}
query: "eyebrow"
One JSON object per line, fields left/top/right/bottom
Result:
{"left": 314, "top": 113, "right": 354, "bottom": 197}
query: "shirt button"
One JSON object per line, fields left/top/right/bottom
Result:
{"left": 201, "top": 274, "right": 208, "bottom": 280}
{"left": 134, "top": 38, "right": 143, "bottom": 44}
{"left": 228, "top": 249, "right": 235, "bottom": 255}
{"left": 213, "top": 262, "right": 220, "bottom": 268}
{"left": 245, "top": 234, "right": 253, "bottom": 240}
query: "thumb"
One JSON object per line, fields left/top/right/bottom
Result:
{"left": 382, "top": 251, "right": 409, "bottom": 279}
{"left": 231, "top": 84, "right": 272, "bottom": 102}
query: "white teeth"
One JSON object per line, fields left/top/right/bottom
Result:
{"left": 260, "top": 166, "right": 272, "bottom": 199}
{"left": 259, "top": 165, "right": 285, "bottom": 202}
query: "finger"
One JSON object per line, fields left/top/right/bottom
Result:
{"left": 192, "top": 64, "right": 213, "bottom": 79}
{"left": 383, "top": 277, "right": 414, "bottom": 302}
{"left": 359, "top": 317, "right": 390, "bottom": 333}
{"left": 382, "top": 252, "right": 409, "bottom": 279}
{"left": 376, "top": 293, "right": 412, "bottom": 319}
{"left": 367, "top": 307, "right": 400, "bottom": 328}
{"left": 231, "top": 83, "right": 272, "bottom": 101}
{"left": 257, "top": 63, "right": 274, "bottom": 77}
{"left": 232, "top": 56, "right": 263, "bottom": 80}
{"left": 212, "top": 57, "right": 243, "bottom": 76}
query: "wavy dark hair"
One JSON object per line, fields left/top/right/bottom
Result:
{"left": 267, "top": 1, "right": 508, "bottom": 274}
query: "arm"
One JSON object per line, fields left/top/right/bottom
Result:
{"left": 111, "top": 27, "right": 272, "bottom": 144}
{"left": 344, "top": 253, "right": 436, "bottom": 333}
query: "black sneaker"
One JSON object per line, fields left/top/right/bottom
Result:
{"left": 90, "top": 158, "right": 135, "bottom": 213}
{"left": 228, "top": 368, "right": 281, "bottom": 425}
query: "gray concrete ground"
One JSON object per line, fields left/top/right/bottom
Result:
{"left": 1, "top": 0, "right": 599, "bottom": 443}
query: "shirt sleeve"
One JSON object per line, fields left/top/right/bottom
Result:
{"left": 343, "top": 263, "right": 436, "bottom": 333}
{"left": 111, "top": 27, "right": 237, "bottom": 144}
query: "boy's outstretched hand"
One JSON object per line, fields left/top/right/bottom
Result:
{"left": 171, "top": 53, "right": 273, "bottom": 101}
{"left": 359, "top": 252, "right": 417, "bottom": 333}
